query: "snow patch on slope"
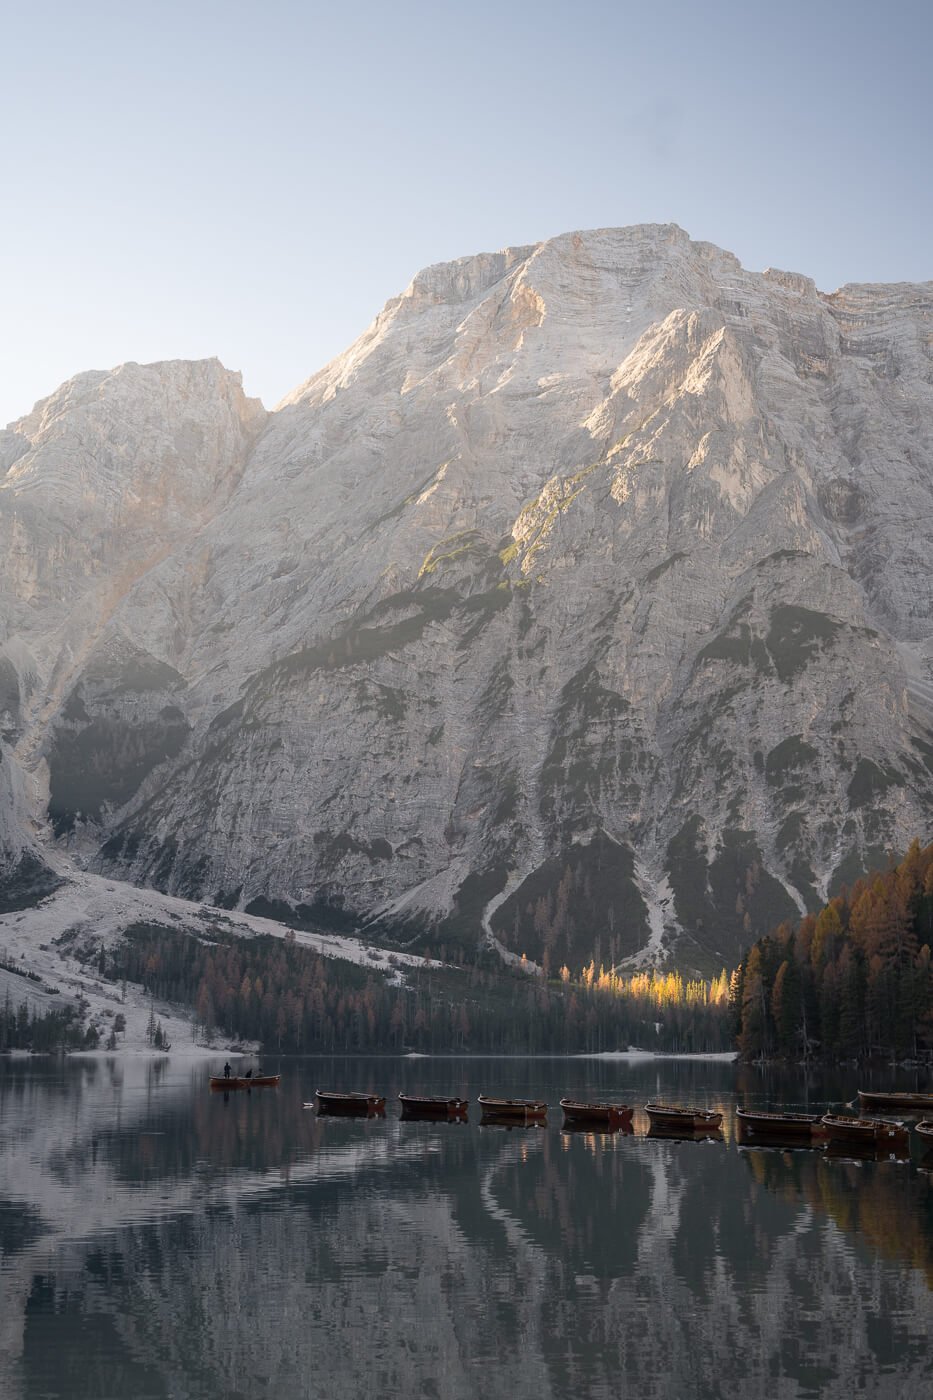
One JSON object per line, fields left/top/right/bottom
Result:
{"left": 0, "top": 856, "right": 449, "bottom": 1054}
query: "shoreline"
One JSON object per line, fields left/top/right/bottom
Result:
{"left": 1, "top": 1047, "right": 739, "bottom": 1063}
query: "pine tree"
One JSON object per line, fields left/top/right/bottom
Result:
{"left": 739, "top": 946, "right": 769, "bottom": 1058}
{"left": 837, "top": 946, "right": 865, "bottom": 1058}
{"left": 771, "top": 958, "right": 802, "bottom": 1054}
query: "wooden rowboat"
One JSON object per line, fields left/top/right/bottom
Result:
{"left": 645, "top": 1102, "right": 723, "bottom": 1130}
{"left": 315, "top": 1089, "right": 386, "bottom": 1116}
{"left": 398, "top": 1093, "right": 468, "bottom": 1120}
{"left": 209, "top": 1074, "right": 280, "bottom": 1090}
{"left": 915, "top": 1119, "right": 933, "bottom": 1144}
{"left": 857, "top": 1090, "right": 933, "bottom": 1113}
{"left": 735, "top": 1107, "right": 826, "bottom": 1140}
{"left": 478, "top": 1095, "right": 547, "bottom": 1122}
{"left": 560, "top": 1098, "right": 633, "bottom": 1128}
{"left": 821, "top": 1113, "right": 909, "bottom": 1146}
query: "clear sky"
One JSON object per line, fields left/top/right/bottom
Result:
{"left": 2, "top": 0, "right": 930, "bottom": 427}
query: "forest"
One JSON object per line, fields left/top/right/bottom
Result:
{"left": 9, "top": 841, "right": 932, "bottom": 1060}
{"left": 0, "top": 996, "right": 91, "bottom": 1052}
{"left": 732, "top": 838, "right": 933, "bottom": 1061}
{"left": 104, "top": 923, "right": 732, "bottom": 1055}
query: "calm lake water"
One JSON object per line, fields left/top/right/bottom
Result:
{"left": 0, "top": 1055, "right": 931, "bottom": 1400}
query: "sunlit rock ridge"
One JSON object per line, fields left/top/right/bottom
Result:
{"left": 2, "top": 224, "right": 932, "bottom": 972}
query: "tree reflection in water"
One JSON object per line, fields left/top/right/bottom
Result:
{"left": 741, "top": 1141, "right": 933, "bottom": 1288}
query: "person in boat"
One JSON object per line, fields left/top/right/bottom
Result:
{"left": 245, "top": 1068, "right": 253, "bottom": 1079}
{"left": 224, "top": 1061, "right": 232, "bottom": 1079}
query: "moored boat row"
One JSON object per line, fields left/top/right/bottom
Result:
{"left": 209, "top": 1078, "right": 933, "bottom": 1153}
{"left": 307, "top": 1093, "right": 724, "bottom": 1131}
{"left": 309, "top": 1094, "right": 930, "bottom": 1151}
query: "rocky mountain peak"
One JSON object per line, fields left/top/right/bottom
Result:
{"left": 1, "top": 228, "right": 932, "bottom": 974}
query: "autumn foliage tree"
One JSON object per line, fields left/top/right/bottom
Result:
{"left": 735, "top": 839, "right": 933, "bottom": 1061}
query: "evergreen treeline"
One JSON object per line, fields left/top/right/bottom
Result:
{"left": 732, "top": 838, "right": 933, "bottom": 1061}
{"left": 0, "top": 996, "right": 90, "bottom": 1052}
{"left": 109, "top": 923, "right": 732, "bottom": 1054}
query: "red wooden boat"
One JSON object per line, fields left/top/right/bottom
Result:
{"left": 478, "top": 1095, "right": 547, "bottom": 1122}
{"left": 736, "top": 1107, "right": 826, "bottom": 1140}
{"left": 821, "top": 1113, "right": 908, "bottom": 1147}
{"left": 645, "top": 1102, "right": 723, "bottom": 1130}
{"left": 315, "top": 1089, "right": 386, "bottom": 1116}
{"left": 398, "top": 1093, "right": 468, "bottom": 1120}
{"left": 560, "top": 1098, "right": 633, "bottom": 1129}
{"left": 209, "top": 1074, "right": 280, "bottom": 1090}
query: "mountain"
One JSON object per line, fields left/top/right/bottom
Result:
{"left": 1, "top": 225, "right": 932, "bottom": 973}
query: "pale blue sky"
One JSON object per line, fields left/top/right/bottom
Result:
{"left": 2, "top": 0, "right": 930, "bottom": 426}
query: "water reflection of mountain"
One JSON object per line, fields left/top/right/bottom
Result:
{"left": 1, "top": 1061, "right": 931, "bottom": 1400}
{"left": 481, "top": 1130, "right": 649, "bottom": 1275}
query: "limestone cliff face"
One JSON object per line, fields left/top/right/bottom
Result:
{"left": 0, "top": 359, "right": 265, "bottom": 899}
{"left": 2, "top": 227, "right": 932, "bottom": 971}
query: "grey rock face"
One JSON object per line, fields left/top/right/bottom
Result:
{"left": 2, "top": 227, "right": 932, "bottom": 971}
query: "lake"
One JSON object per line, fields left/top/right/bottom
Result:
{"left": 0, "top": 1056, "right": 931, "bottom": 1399}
